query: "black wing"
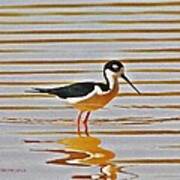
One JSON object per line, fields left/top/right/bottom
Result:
{"left": 33, "top": 82, "right": 96, "bottom": 99}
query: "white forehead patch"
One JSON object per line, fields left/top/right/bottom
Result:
{"left": 112, "top": 64, "right": 119, "bottom": 70}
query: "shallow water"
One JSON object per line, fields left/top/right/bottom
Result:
{"left": 0, "top": 0, "right": 180, "bottom": 179}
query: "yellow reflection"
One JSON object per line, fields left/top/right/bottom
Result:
{"left": 47, "top": 135, "right": 118, "bottom": 179}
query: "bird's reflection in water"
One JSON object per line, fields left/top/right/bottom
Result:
{"left": 26, "top": 132, "right": 138, "bottom": 179}
{"left": 47, "top": 134, "right": 118, "bottom": 179}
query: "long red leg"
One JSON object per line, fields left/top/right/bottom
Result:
{"left": 76, "top": 111, "right": 83, "bottom": 134}
{"left": 83, "top": 111, "right": 91, "bottom": 135}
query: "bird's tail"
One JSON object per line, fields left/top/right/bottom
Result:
{"left": 25, "top": 88, "right": 52, "bottom": 94}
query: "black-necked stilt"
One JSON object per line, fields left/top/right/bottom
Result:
{"left": 29, "top": 60, "right": 140, "bottom": 134}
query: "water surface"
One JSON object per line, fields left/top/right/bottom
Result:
{"left": 0, "top": 0, "right": 180, "bottom": 179}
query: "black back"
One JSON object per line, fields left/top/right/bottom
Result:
{"left": 48, "top": 82, "right": 109, "bottom": 99}
{"left": 50, "top": 82, "right": 94, "bottom": 98}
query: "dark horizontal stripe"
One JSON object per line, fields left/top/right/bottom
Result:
{"left": 4, "top": 116, "right": 179, "bottom": 124}
{"left": 0, "top": 69, "right": 179, "bottom": 75}
{"left": 0, "top": 80, "right": 179, "bottom": 86}
{"left": 114, "top": 158, "right": 180, "bottom": 164}
{"left": 19, "top": 129, "right": 180, "bottom": 136}
{"left": 0, "top": 94, "right": 53, "bottom": 98}
{"left": 32, "top": 11, "right": 180, "bottom": 16}
{"left": 1, "top": 49, "right": 180, "bottom": 55}
{"left": 0, "top": 58, "right": 179, "bottom": 65}
{"left": 128, "top": 69, "right": 180, "bottom": 73}
{"left": 1, "top": 2, "right": 180, "bottom": 9}
{"left": 92, "top": 130, "right": 180, "bottom": 135}
{"left": 0, "top": 70, "right": 94, "bottom": 75}
{"left": 130, "top": 80, "right": 180, "bottom": 84}
{"left": 1, "top": 38, "right": 180, "bottom": 44}
{"left": 161, "top": 145, "right": 180, "bottom": 149}
{"left": 0, "top": 49, "right": 40, "bottom": 53}
{"left": 100, "top": 20, "right": 180, "bottom": 24}
{"left": 0, "top": 11, "right": 180, "bottom": 17}
{"left": 20, "top": 48, "right": 176, "bottom": 53}
{"left": 125, "top": 48, "right": 180, "bottom": 53}
{"left": 125, "top": 58, "right": 180, "bottom": 63}
{"left": 0, "top": 10, "right": 180, "bottom": 17}
{"left": 0, "top": 106, "right": 70, "bottom": 110}
{"left": 1, "top": 20, "right": 180, "bottom": 26}
{"left": 0, "top": 92, "right": 179, "bottom": 99}
{"left": 1, "top": 29, "right": 180, "bottom": 34}
{"left": 119, "top": 92, "right": 180, "bottom": 97}
{"left": 116, "top": 105, "right": 180, "bottom": 109}
{"left": 0, "top": 81, "right": 70, "bottom": 86}
{"left": 0, "top": 21, "right": 72, "bottom": 25}
{"left": 24, "top": 140, "right": 54, "bottom": 143}
{"left": 0, "top": 60, "right": 128, "bottom": 65}
{"left": 94, "top": 117, "right": 180, "bottom": 126}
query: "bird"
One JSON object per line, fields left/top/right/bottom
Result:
{"left": 29, "top": 60, "right": 141, "bottom": 134}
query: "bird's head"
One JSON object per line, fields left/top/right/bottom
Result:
{"left": 104, "top": 60, "right": 141, "bottom": 94}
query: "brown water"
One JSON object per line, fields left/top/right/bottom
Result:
{"left": 0, "top": 0, "right": 180, "bottom": 179}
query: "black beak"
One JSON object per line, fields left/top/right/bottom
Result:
{"left": 121, "top": 74, "right": 141, "bottom": 95}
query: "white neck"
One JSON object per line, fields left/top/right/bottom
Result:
{"left": 104, "top": 69, "right": 117, "bottom": 90}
